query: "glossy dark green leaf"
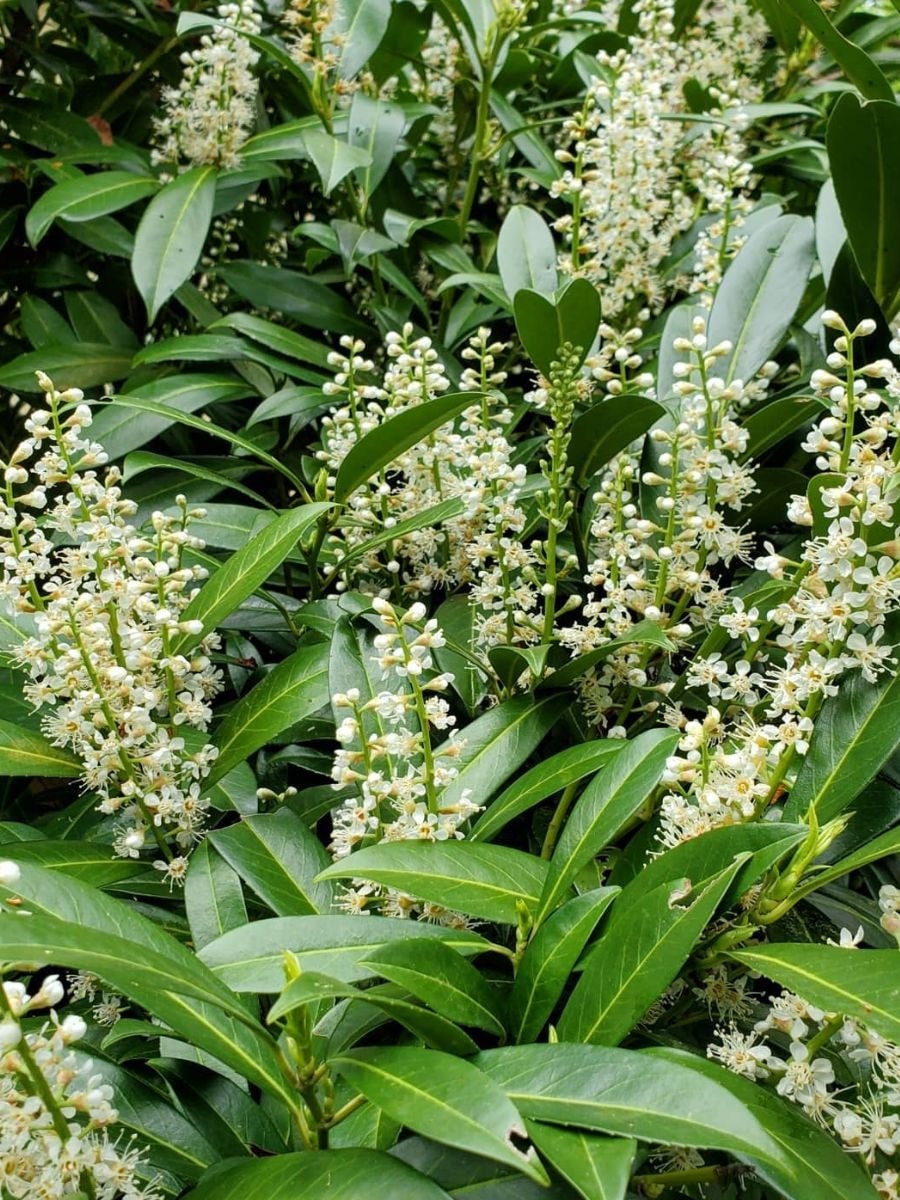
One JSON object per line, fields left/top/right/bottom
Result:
{"left": 509, "top": 888, "right": 619, "bottom": 1044}
{"left": 26, "top": 171, "right": 158, "bottom": 246}
{"left": 332, "top": 1046, "right": 549, "bottom": 1184}
{"left": 319, "top": 841, "right": 549, "bottom": 925}
{"left": 184, "top": 1150, "right": 452, "bottom": 1199}
{"left": 471, "top": 741, "right": 624, "bottom": 843}
{"left": 432, "top": 596, "right": 488, "bottom": 715}
{"left": 21, "top": 295, "right": 75, "bottom": 346}
{"left": 497, "top": 204, "right": 558, "bottom": 299}
{"left": 361, "top": 938, "right": 505, "bottom": 1035}
{"left": 647, "top": 1047, "right": 879, "bottom": 1200}
{"left": 708, "top": 215, "right": 815, "bottom": 385}
{"left": 559, "top": 861, "right": 743, "bottom": 1044}
{"left": 0, "top": 719, "right": 81, "bottom": 777}
{"left": 536, "top": 622, "right": 674, "bottom": 690}
{"left": 1, "top": 840, "right": 143, "bottom": 886}
{"left": 207, "top": 642, "right": 330, "bottom": 785}
{"left": 132, "top": 165, "right": 217, "bottom": 321}
{"left": 198, "top": 915, "right": 489, "bottom": 992}
{"left": 784, "top": 665, "right": 900, "bottom": 823}
{"left": 526, "top": 1123, "right": 635, "bottom": 1200}
{"left": 475, "top": 1043, "right": 780, "bottom": 1164}
{"left": 210, "top": 809, "right": 333, "bottom": 917}
{"left": 781, "top": 0, "right": 893, "bottom": 100}
{"left": 218, "top": 261, "right": 368, "bottom": 334}
{"left": 513, "top": 279, "right": 601, "bottom": 376}
{"left": 0, "top": 344, "right": 133, "bottom": 392}
{"left": 535, "top": 729, "right": 678, "bottom": 925}
{"left": 334, "top": 392, "right": 480, "bottom": 501}
{"left": 742, "top": 394, "right": 816, "bottom": 460}
{"left": 210, "top": 311, "right": 331, "bottom": 368}
{"left": 171, "top": 503, "right": 330, "bottom": 654}
{"left": 439, "top": 694, "right": 565, "bottom": 815}
{"left": 827, "top": 93, "right": 900, "bottom": 317}
{"left": 123, "top": 450, "right": 271, "bottom": 508}
{"left": 731, "top": 945, "right": 900, "bottom": 1044}
{"left": 569, "top": 395, "right": 665, "bottom": 485}
{"left": 185, "top": 840, "right": 248, "bottom": 950}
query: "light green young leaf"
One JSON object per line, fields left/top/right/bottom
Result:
{"left": 300, "top": 129, "right": 372, "bottom": 195}
{"left": 132, "top": 165, "right": 217, "bottom": 321}
{"left": 332, "top": 1046, "right": 549, "bottom": 1185}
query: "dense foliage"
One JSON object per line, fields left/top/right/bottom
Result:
{"left": 0, "top": 1, "right": 899, "bottom": 1197}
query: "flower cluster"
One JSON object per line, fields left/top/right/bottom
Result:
{"left": 328, "top": 599, "right": 480, "bottom": 920}
{"left": 0, "top": 374, "right": 223, "bottom": 880}
{"left": 710, "top": 974, "right": 900, "bottom": 1196}
{"left": 551, "top": 0, "right": 767, "bottom": 317}
{"left": 659, "top": 315, "right": 900, "bottom": 847}
{"left": 0, "top": 923, "right": 160, "bottom": 1198}
{"left": 153, "top": 0, "right": 261, "bottom": 169}
{"left": 318, "top": 326, "right": 541, "bottom": 647}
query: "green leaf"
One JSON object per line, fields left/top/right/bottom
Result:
{"left": 783, "top": 665, "right": 900, "bottom": 823}
{"left": 497, "top": 204, "right": 558, "bottom": 299}
{"left": 171, "top": 502, "right": 330, "bottom": 654}
{"left": 803, "top": 824, "right": 900, "bottom": 899}
{"left": 207, "top": 642, "right": 330, "bottom": 785}
{"left": 331, "top": 0, "right": 392, "bottom": 78}
{"left": 475, "top": 1043, "right": 782, "bottom": 1166}
{"left": 26, "top": 171, "right": 158, "bottom": 246}
{"left": 198, "top": 914, "right": 489, "bottom": 992}
{"left": 1, "top": 840, "right": 144, "bottom": 886}
{"left": 534, "top": 729, "right": 678, "bottom": 926}
{"left": 218, "top": 262, "right": 368, "bottom": 334}
{"left": 132, "top": 165, "right": 217, "bottom": 321}
{"left": 332, "top": 1047, "right": 549, "bottom": 1185}
{"left": 123, "top": 450, "right": 272, "bottom": 508}
{"left": 513, "top": 279, "right": 601, "bottom": 376}
{"left": 0, "top": 720, "right": 81, "bottom": 777}
{"left": 827, "top": 94, "right": 900, "bottom": 317}
{"left": 536, "top": 621, "right": 674, "bottom": 691}
{"left": 0, "top": 344, "right": 133, "bottom": 392}
{"left": 708, "top": 215, "right": 816, "bottom": 385}
{"left": 559, "top": 861, "right": 743, "bottom": 1045}
{"left": 471, "top": 740, "right": 625, "bottom": 843}
{"left": 742, "top": 394, "right": 816, "bottom": 460}
{"left": 569, "top": 395, "right": 665, "bottom": 485}
{"left": 88, "top": 375, "right": 252, "bottom": 462}
{"left": 209, "top": 312, "right": 331, "bottom": 368}
{"left": 347, "top": 93, "right": 406, "bottom": 197}
{"left": 210, "top": 809, "right": 333, "bottom": 917}
{"left": 185, "top": 840, "right": 248, "bottom": 950}
{"left": 300, "top": 129, "right": 373, "bottom": 195}
{"left": 647, "top": 1047, "right": 879, "bottom": 1200}
{"left": 361, "top": 938, "right": 506, "bottom": 1035}
{"left": 20, "top": 295, "right": 75, "bottom": 347}
{"left": 509, "top": 888, "right": 619, "bottom": 1044}
{"left": 439, "top": 694, "right": 565, "bottom": 814}
{"left": 780, "top": 0, "right": 894, "bottom": 100}
{"left": 64, "top": 291, "right": 138, "bottom": 348}
{"left": 318, "top": 841, "right": 549, "bottom": 925}
{"left": 432, "top": 596, "right": 488, "bottom": 715}
{"left": 731, "top": 944, "right": 900, "bottom": 1044}
{"left": 106, "top": 395, "right": 307, "bottom": 492}
{"left": 526, "top": 1124, "right": 636, "bottom": 1200}
{"left": 334, "top": 392, "right": 480, "bottom": 501}
{"left": 184, "top": 1150, "right": 452, "bottom": 1199}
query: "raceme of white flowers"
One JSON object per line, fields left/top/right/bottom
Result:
{"left": 0, "top": 373, "right": 223, "bottom": 884}
{"left": 0, "top": 897, "right": 161, "bottom": 1200}
{"left": 153, "top": 0, "right": 261, "bottom": 169}
{"left": 708, "top": 944, "right": 900, "bottom": 1196}
{"left": 551, "top": 0, "right": 767, "bottom": 317}
{"left": 328, "top": 597, "right": 480, "bottom": 921}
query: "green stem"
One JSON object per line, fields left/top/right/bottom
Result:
{"left": 540, "top": 779, "right": 580, "bottom": 860}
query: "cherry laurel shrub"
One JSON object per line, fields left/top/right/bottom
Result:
{"left": 0, "top": 1, "right": 898, "bottom": 1198}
